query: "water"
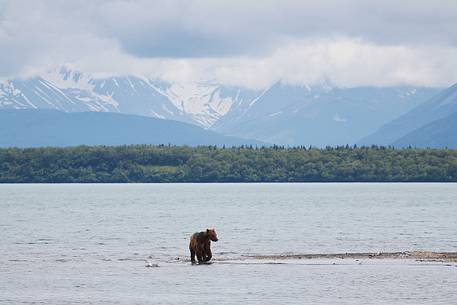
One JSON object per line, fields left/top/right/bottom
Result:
{"left": 1, "top": 183, "right": 456, "bottom": 304}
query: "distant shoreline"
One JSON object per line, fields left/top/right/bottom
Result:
{"left": 1, "top": 145, "right": 457, "bottom": 183}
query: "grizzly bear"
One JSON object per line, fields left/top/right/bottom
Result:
{"left": 189, "top": 228, "right": 218, "bottom": 264}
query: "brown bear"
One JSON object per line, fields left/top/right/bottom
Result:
{"left": 189, "top": 228, "right": 218, "bottom": 264}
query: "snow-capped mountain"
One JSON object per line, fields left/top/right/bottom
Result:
{"left": 0, "top": 67, "right": 253, "bottom": 128}
{"left": 0, "top": 66, "right": 442, "bottom": 146}
{"left": 212, "top": 82, "right": 440, "bottom": 146}
{"left": 151, "top": 80, "right": 259, "bottom": 127}
{"left": 0, "top": 74, "right": 118, "bottom": 113}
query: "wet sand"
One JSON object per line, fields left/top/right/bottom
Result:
{"left": 170, "top": 251, "right": 457, "bottom": 266}
{"left": 239, "top": 251, "right": 457, "bottom": 263}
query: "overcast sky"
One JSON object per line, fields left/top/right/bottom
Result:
{"left": 1, "top": 0, "right": 457, "bottom": 88}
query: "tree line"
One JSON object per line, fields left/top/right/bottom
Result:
{"left": 0, "top": 145, "right": 456, "bottom": 183}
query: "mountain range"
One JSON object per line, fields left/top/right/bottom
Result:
{"left": 212, "top": 82, "right": 439, "bottom": 146}
{"left": 359, "top": 83, "right": 457, "bottom": 148}
{"left": 0, "top": 67, "right": 256, "bottom": 128}
{"left": 2, "top": 66, "right": 456, "bottom": 148}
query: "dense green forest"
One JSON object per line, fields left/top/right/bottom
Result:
{"left": 0, "top": 145, "right": 456, "bottom": 183}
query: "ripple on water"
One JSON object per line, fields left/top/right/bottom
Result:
{"left": 1, "top": 183, "right": 457, "bottom": 304}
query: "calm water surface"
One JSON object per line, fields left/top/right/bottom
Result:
{"left": 1, "top": 183, "right": 456, "bottom": 304}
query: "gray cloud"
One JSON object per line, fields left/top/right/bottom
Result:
{"left": 97, "top": 0, "right": 457, "bottom": 58}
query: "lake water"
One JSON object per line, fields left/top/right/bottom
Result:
{"left": 1, "top": 183, "right": 456, "bottom": 304}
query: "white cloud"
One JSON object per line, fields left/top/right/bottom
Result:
{"left": 0, "top": 0, "right": 457, "bottom": 88}
{"left": 168, "top": 38, "right": 457, "bottom": 89}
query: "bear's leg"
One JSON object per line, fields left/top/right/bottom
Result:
{"left": 196, "top": 249, "right": 204, "bottom": 263}
{"left": 204, "top": 248, "right": 212, "bottom": 262}
{"left": 190, "top": 248, "right": 196, "bottom": 264}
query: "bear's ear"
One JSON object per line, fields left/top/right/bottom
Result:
{"left": 206, "top": 229, "right": 210, "bottom": 233}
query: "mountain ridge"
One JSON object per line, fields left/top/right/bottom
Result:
{"left": 0, "top": 109, "right": 265, "bottom": 148}
{"left": 213, "top": 82, "right": 440, "bottom": 146}
{"left": 359, "top": 83, "right": 457, "bottom": 146}
{"left": 0, "top": 67, "right": 442, "bottom": 146}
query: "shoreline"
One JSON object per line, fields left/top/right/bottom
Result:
{"left": 240, "top": 251, "right": 457, "bottom": 263}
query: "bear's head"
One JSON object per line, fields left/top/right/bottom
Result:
{"left": 206, "top": 228, "right": 218, "bottom": 242}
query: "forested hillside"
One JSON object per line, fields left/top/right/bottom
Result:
{"left": 1, "top": 145, "right": 456, "bottom": 183}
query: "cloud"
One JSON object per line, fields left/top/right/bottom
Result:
{"left": 97, "top": 0, "right": 457, "bottom": 58}
{"left": 161, "top": 38, "right": 457, "bottom": 89}
{"left": 0, "top": 0, "right": 457, "bottom": 88}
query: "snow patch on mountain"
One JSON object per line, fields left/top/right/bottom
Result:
{"left": 43, "top": 66, "right": 93, "bottom": 90}
{"left": 151, "top": 81, "right": 235, "bottom": 127}
{"left": 333, "top": 113, "right": 348, "bottom": 123}
{"left": 269, "top": 111, "right": 283, "bottom": 117}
